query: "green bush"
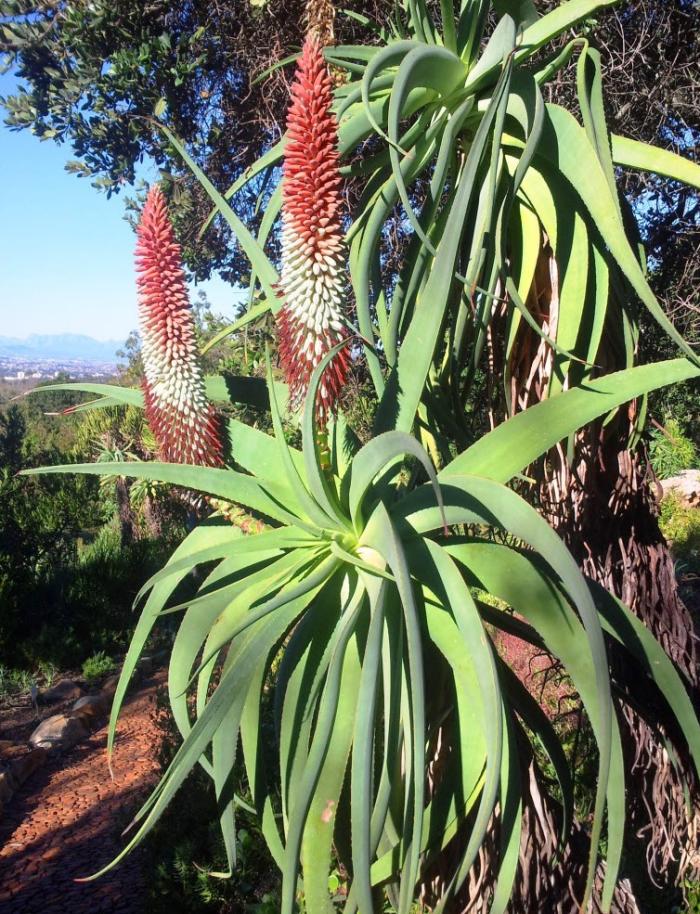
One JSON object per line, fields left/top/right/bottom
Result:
{"left": 680, "top": 881, "right": 700, "bottom": 914}
{"left": 82, "top": 650, "right": 114, "bottom": 684}
{"left": 659, "top": 495, "right": 700, "bottom": 567}
{"left": 649, "top": 418, "right": 698, "bottom": 479}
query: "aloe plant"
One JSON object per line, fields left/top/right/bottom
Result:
{"left": 24, "top": 0, "right": 700, "bottom": 911}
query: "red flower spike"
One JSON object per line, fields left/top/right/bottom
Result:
{"left": 135, "top": 186, "right": 224, "bottom": 467}
{"left": 276, "top": 34, "right": 350, "bottom": 427}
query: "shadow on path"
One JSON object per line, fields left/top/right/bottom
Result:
{"left": 0, "top": 676, "right": 164, "bottom": 914}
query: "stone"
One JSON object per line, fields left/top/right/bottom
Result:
{"left": 0, "top": 769, "right": 17, "bottom": 802}
{"left": 29, "top": 713, "right": 89, "bottom": 751}
{"left": 39, "top": 679, "right": 82, "bottom": 705}
{"left": 136, "top": 655, "right": 153, "bottom": 675}
{"left": 72, "top": 694, "right": 110, "bottom": 719}
{"left": 660, "top": 469, "right": 700, "bottom": 507}
{"left": 9, "top": 748, "right": 47, "bottom": 786}
{"left": 101, "top": 674, "right": 121, "bottom": 696}
{"left": 0, "top": 741, "right": 29, "bottom": 763}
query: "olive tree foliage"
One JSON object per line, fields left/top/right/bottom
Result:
{"left": 0, "top": 0, "right": 387, "bottom": 283}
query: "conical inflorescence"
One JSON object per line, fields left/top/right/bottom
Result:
{"left": 135, "top": 185, "right": 223, "bottom": 466}
{"left": 276, "top": 33, "right": 350, "bottom": 426}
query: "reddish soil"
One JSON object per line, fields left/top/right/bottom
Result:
{"left": 0, "top": 674, "right": 164, "bottom": 914}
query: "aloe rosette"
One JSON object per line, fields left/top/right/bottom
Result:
{"left": 276, "top": 33, "right": 350, "bottom": 425}
{"left": 136, "top": 185, "right": 223, "bottom": 467}
{"left": 24, "top": 354, "right": 700, "bottom": 913}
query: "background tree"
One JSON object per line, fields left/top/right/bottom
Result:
{"left": 1, "top": 0, "right": 697, "bottom": 323}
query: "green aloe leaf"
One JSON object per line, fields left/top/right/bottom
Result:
{"left": 167, "top": 552, "right": 277, "bottom": 759}
{"left": 489, "top": 707, "right": 522, "bottom": 914}
{"left": 204, "top": 374, "right": 274, "bottom": 409}
{"left": 377, "top": 58, "right": 513, "bottom": 434}
{"left": 591, "top": 582, "right": 700, "bottom": 777}
{"left": 281, "top": 583, "right": 365, "bottom": 914}
{"left": 133, "top": 526, "right": 316, "bottom": 602}
{"left": 515, "top": 0, "right": 620, "bottom": 65}
{"left": 611, "top": 135, "right": 700, "bottom": 190}
{"left": 361, "top": 504, "right": 427, "bottom": 913}
{"left": 444, "top": 540, "right": 619, "bottom": 903}
{"left": 416, "top": 540, "right": 503, "bottom": 907}
{"left": 161, "top": 125, "right": 279, "bottom": 305}
{"left": 442, "top": 358, "right": 700, "bottom": 482}
{"left": 398, "top": 476, "right": 612, "bottom": 906}
{"left": 106, "top": 520, "right": 239, "bottom": 763}
{"left": 101, "top": 586, "right": 316, "bottom": 883}
{"left": 24, "top": 381, "right": 144, "bottom": 408}
{"left": 539, "top": 105, "right": 698, "bottom": 365}
{"left": 350, "top": 573, "right": 387, "bottom": 914}
{"left": 576, "top": 44, "right": 620, "bottom": 217}
{"left": 348, "top": 430, "right": 444, "bottom": 533}
{"left": 22, "top": 461, "right": 299, "bottom": 526}
{"left": 200, "top": 301, "right": 271, "bottom": 353}
{"left": 301, "top": 623, "right": 362, "bottom": 913}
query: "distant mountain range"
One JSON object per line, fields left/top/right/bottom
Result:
{"left": 0, "top": 334, "right": 122, "bottom": 362}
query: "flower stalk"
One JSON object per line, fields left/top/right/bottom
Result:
{"left": 135, "top": 185, "right": 223, "bottom": 466}
{"left": 276, "top": 33, "right": 350, "bottom": 426}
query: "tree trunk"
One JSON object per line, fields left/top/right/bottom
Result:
{"left": 535, "top": 421, "right": 700, "bottom": 884}
{"left": 499, "top": 240, "right": 700, "bottom": 894}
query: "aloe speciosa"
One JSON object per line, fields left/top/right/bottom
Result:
{"left": 23, "top": 0, "right": 700, "bottom": 912}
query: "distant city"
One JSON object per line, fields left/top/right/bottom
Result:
{"left": 0, "top": 356, "right": 117, "bottom": 382}
{"left": 0, "top": 334, "right": 123, "bottom": 381}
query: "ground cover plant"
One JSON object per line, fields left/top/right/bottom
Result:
{"left": 22, "top": 0, "right": 700, "bottom": 911}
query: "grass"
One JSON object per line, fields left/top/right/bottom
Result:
{"left": 0, "top": 660, "right": 58, "bottom": 699}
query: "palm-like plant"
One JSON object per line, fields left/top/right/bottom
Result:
{"left": 25, "top": 1, "right": 700, "bottom": 911}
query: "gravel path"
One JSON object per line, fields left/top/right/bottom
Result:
{"left": 0, "top": 676, "right": 163, "bottom": 914}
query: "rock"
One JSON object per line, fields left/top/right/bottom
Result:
{"left": 72, "top": 694, "right": 110, "bottom": 720}
{"left": 9, "top": 748, "right": 47, "bottom": 787}
{"left": 136, "top": 656, "right": 153, "bottom": 675}
{"left": 660, "top": 469, "right": 700, "bottom": 507}
{"left": 29, "top": 714, "right": 90, "bottom": 751}
{"left": 0, "top": 742, "right": 29, "bottom": 763}
{"left": 0, "top": 770, "right": 17, "bottom": 802}
{"left": 101, "top": 674, "right": 121, "bottom": 696}
{"left": 39, "top": 679, "right": 82, "bottom": 705}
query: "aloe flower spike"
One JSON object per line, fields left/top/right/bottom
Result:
{"left": 276, "top": 33, "right": 350, "bottom": 427}
{"left": 135, "top": 185, "right": 223, "bottom": 467}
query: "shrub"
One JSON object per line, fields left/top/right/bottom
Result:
{"left": 82, "top": 651, "right": 114, "bottom": 684}
{"left": 659, "top": 496, "right": 700, "bottom": 566}
{"left": 649, "top": 418, "right": 698, "bottom": 479}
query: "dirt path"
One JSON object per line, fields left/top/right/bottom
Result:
{"left": 0, "top": 674, "right": 164, "bottom": 914}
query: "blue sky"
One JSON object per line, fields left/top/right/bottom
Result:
{"left": 0, "top": 72, "right": 242, "bottom": 345}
